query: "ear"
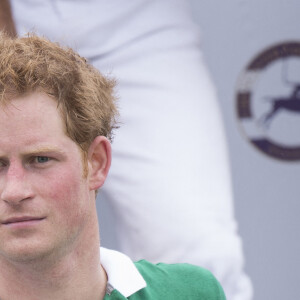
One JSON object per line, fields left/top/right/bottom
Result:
{"left": 87, "top": 136, "right": 112, "bottom": 191}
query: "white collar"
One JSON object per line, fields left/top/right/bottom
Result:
{"left": 100, "top": 247, "right": 147, "bottom": 297}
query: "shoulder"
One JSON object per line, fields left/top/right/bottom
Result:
{"left": 130, "top": 260, "right": 226, "bottom": 300}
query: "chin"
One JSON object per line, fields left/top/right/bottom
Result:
{"left": 0, "top": 238, "right": 61, "bottom": 267}
{"left": 2, "top": 245, "right": 49, "bottom": 265}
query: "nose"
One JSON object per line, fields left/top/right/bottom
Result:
{"left": 0, "top": 163, "right": 34, "bottom": 205}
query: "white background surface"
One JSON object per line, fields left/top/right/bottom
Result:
{"left": 188, "top": 1, "right": 300, "bottom": 299}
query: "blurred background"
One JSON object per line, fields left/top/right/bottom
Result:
{"left": 98, "top": 1, "right": 300, "bottom": 299}
{"left": 190, "top": 1, "right": 300, "bottom": 299}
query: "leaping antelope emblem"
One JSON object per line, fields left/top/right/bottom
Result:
{"left": 260, "top": 62, "right": 300, "bottom": 127}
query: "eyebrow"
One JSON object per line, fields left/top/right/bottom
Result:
{"left": 0, "top": 147, "right": 68, "bottom": 160}
{"left": 24, "top": 147, "right": 67, "bottom": 156}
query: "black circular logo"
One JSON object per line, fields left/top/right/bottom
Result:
{"left": 236, "top": 41, "right": 300, "bottom": 161}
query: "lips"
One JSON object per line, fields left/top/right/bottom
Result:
{"left": 2, "top": 216, "right": 45, "bottom": 225}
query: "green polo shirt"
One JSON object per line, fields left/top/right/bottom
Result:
{"left": 104, "top": 260, "right": 226, "bottom": 300}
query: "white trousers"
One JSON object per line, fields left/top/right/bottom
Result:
{"left": 11, "top": 0, "right": 252, "bottom": 298}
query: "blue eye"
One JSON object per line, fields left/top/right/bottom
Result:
{"left": 36, "top": 156, "right": 50, "bottom": 163}
{"left": 0, "top": 160, "right": 7, "bottom": 168}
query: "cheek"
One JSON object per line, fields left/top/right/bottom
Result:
{"left": 37, "top": 167, "right": 89, "bottom": 217}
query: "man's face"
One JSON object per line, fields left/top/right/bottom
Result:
{"left": 0, "top": 92, "right": 94, "bottom": 263}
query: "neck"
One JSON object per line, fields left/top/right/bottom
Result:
{"left": 0, "top": 217, "right": 107, "bottom": 300}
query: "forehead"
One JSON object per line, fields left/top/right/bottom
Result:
{"left": 0, "top": 92, "right": 69, "bottom": 148}
{"left": 0, "top": 91, "right": 59, "bottom": 124}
